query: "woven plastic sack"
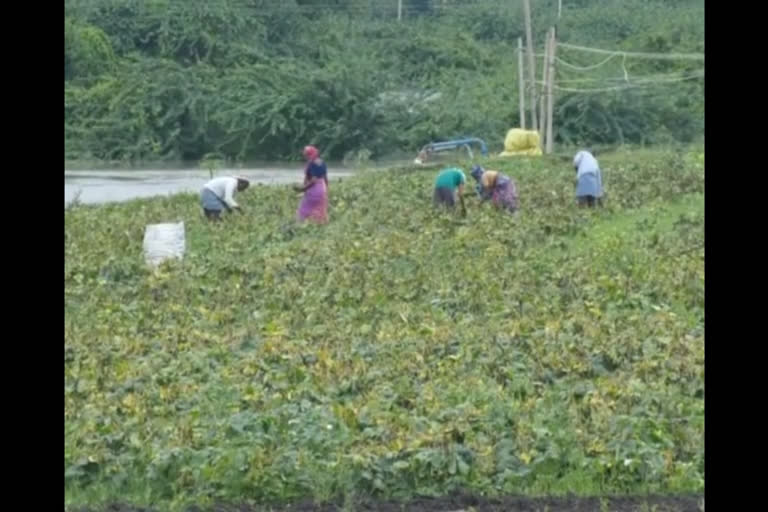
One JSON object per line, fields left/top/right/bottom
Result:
{"left": 143, "top": 222, "right": 185, "bottom": 267}
{"left": 499, "top": 128, "right": 543, "bottom": 157}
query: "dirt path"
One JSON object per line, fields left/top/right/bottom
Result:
{"left": 64, "top": 167, "right": 359, "bottom": 205}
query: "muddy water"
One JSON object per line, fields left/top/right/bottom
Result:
{"left": 64, "top": 166, "right": 359, "bottom": 205}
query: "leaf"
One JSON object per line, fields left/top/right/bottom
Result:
{"left": 392, "top": 460, "right": 410, "bottom": 471}
{"left": 457, "top": 457, "right": 470, "bottom": 476}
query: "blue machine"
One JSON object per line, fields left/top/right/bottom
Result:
{"left": 418, "top": 137, "right": 488, "bottom": 161}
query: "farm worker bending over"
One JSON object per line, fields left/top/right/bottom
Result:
{"left": 433, "top": 167, "right": 467, "bottom": 215}
{"left": 470, "top": 165, "right": 519, "bottom": 213}
{"left": 200, "top": 175, "right": 250, "bottom": 221}
{"left": 294, "top": 145, "right": 329, "bottom": 224}
{"left": 573, "top": 150, "right": 603, "bottom": 208}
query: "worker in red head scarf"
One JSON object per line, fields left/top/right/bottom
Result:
{"left": 294, "top": 145, "right": 329, "bottom": 223}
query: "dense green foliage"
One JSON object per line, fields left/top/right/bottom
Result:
{"left": 65, "top": 149, "right": 704, "bottom": 510}
{"left": 64, "top": 0, "right": 704, "bottom": 162}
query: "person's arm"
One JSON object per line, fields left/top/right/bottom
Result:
{"left": 223, "top": 179, "right": 240, "bottom": 210}
{"left": 457, "top": 183, "right": 467, "bottom": 216}
{"left": 316, "top": 159, "right": 328, "bottom": 185}
{"left": 475, "top": 179, "right": 489, "bottom": 201}
{"left": 295, "top": 176, "right": 320, "bottom": 192}
{"left": 295, "top": 161, "right": 325, "bottom": 191}
{"left": 294, "top": 172, "right": 308, "bottom": 191}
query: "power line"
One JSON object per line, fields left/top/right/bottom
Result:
{"left": 535, "top": 70, "right": 704, "bottom": 86}
{"left": 553, "top": 72, "right": 704, "bottom": 94}
{"left": 528, "top": 50, "right": 704, "bottom": 76}
{"left": 559, "top": 42, "right": 705, "bottom": 61}
{"left": 556, "top": 53, "right": 619, "bottom": 72}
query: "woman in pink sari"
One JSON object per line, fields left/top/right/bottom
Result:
{"left": 294, "top": 145, "right": 329, "bottom": 224}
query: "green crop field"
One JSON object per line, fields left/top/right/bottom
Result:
{"left": 64, "top": 149, "right": 704, "bottom": 511}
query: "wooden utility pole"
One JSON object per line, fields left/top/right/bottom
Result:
{"left": 539, "top": 28, "right": 551, "bottom": 149}
{"left": 397, "top": 0, "right": 402, "bottom": 21}
{"left": 522, "top": 0, "right": 538, "bottom": 133}
{"left": 546, "top": 28, "right": 557, "bottom": 154}
{"left": 517, "top": 38, "right": 526, "bottom": 129}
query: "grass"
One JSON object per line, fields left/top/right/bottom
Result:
{"left": 567, "top": 193, "right": 703, "bottom": 252}
{"left": 64, "top": 149, "right": 704, "bottom": 511}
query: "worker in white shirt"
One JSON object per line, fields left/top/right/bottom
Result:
{"left": 200, "top": 176, "right": 250, "bottom": 221}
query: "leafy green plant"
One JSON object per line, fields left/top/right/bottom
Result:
{"left": 200, "top": 152, "right": 224, "bottom": 179}
{"left": 65, "top": 149, "right": 704, "bottom": 510}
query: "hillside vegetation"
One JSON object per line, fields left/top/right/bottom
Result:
{"left": 64, "top": 0, "right": 704, "bottom": 163}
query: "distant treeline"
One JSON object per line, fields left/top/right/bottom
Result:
{"left": 64, "top": 0, "right": 704, "bottom": 162}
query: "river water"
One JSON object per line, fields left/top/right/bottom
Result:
{"left": 63, "top": 166, "right": 363, "bottom": 205}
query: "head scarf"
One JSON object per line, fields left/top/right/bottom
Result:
{"left": 471, "top": 165, "right": 485, "bottom": 182}
{"left": 303, "top": 145, "right": 319, "bottom": 161}
{"left": 303, "top": 145, "right": 323, "bottom": 182}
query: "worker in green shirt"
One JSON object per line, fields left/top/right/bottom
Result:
{"left": 433, "top": 167, "right": 467, "bottom": 215}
